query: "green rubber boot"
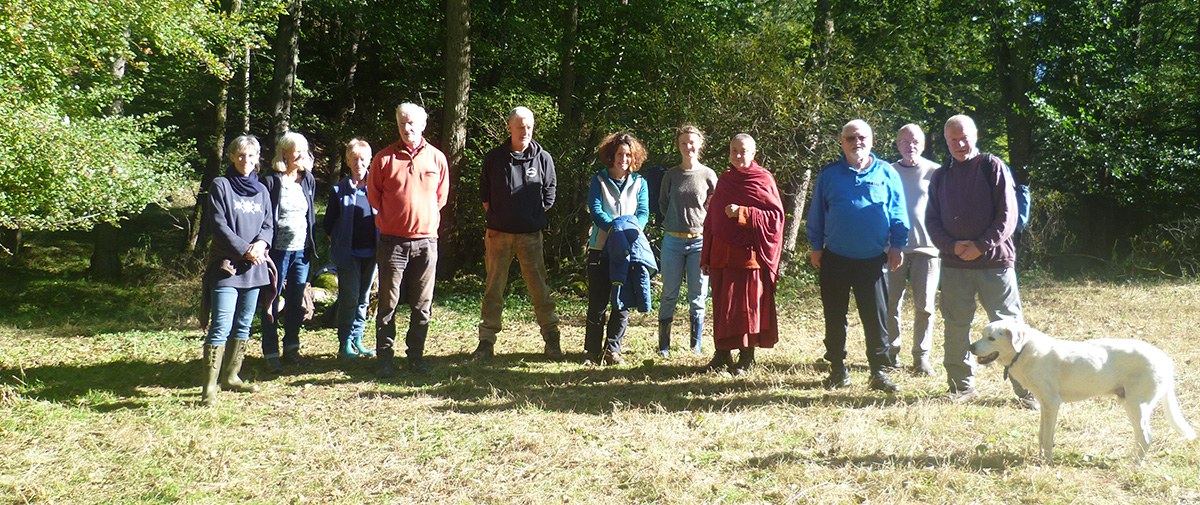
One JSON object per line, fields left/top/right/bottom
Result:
{"left": 201, "top": 344, "right": 224, "bottom": 406}
{"left": 351, "top": 334, "right": 375, "bottom": 357}
{"left": 219, "top": 339, "right": 258, "bottom": 393}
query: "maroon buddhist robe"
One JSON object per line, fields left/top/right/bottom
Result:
{"left": 702, "top": 161, "right": 785, "bottom": 350}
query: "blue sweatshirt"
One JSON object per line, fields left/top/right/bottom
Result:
{"left": 324, "top": 176, "right": 379, "bottom": 266}
{"left": 806, "top": 154, "right": 909, "bottom": 259}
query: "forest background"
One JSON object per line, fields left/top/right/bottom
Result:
{"left": 1, "top": 0, "right": 1199, "bottom": 279}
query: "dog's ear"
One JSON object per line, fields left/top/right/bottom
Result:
{"left": 1008, "top": 323, "right": 1028, "bottom": 352}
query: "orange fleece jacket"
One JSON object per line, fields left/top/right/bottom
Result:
{"left": 366, "top": 140, "right": 450, "bottom": 239}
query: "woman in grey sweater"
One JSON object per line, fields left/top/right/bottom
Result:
{"left": 656, "top": 125, "right": 718, "bottom": 356}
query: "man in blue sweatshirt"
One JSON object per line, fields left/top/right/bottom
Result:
{"left": 807, "top": 119, "right": 909, "bottom": 393}
{"left": 926, "top": 114, "right": 1034, "bottom": 408}
{"left": 473, "top": 106, "right": 562, "bottom": 360}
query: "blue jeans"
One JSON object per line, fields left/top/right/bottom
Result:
{"left": 206, "top": 286, "right": 261, "bottom": 346}
{"left": 337, "top": 255, "right": 377, "bottom": 343}
{"left": 262, "top": 248, "right": 311, "bottom": 358}
{"left": 657, "top": 234, "right": 708, "bottom": 322}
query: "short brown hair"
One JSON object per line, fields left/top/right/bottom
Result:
{"left": 596, "top": 132, "right": 648, "bottom": 172}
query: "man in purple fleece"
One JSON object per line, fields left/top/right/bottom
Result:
{"left": 926, "top": 114, "right": 1035, "bottom": 408}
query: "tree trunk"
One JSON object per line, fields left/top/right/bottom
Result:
{"left": 438, "top": 0, "right": 470, "bottom": 277}
{"left": 328, "top": 12, "right": 363, "bottom": 184}
{"left": 808, "top": 0, "right": 833, "bottom": 71}
{"left": 1, "top": 227, "right": 21, "bottom": 257}
{"left": 89, "top": 29, "right": 131, "bottom": 279}
{"left": 242, "top": 44, "right": 251, "bottom": 134}
{"left": 779, "top": 168, "right": 813, "bottom": 275}
{"left": 558, "top": 0, "right": 578, "bottom": 126}
{"left": 781, "top": 169, "right": 813, "bottom": 253}
{"left": 593, "top": 0, "right": 629, "bottom": 119}
{"left": 185, "top": 81, "right": 229, "bottom": 253}
{"left": 187, "top": 0, "right": 244, "bottom": 253}
{"left": 270, "top": 0, "right": 303, "bottom": 147}
{"left": 993, "top": 24, "right": 1033, "bottom": 180}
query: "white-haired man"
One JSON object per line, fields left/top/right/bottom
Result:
{"left": 367, "top": 103, "right": 449, "bottom": 377}
{"left": 886, "top": 124, "right": 941, "bottom": 376}
{"left": 472, "top": 106, "right": 562, "bottom": 361}
{"left": 807, "top": 119, "right": 909, "bottom": 393}
{"left": 926, "top": 114, "right": 1033, "bottom": 408}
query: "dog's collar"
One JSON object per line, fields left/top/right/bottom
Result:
{"left": 1003, "top": 346, "right": 1026, "bottom": 380}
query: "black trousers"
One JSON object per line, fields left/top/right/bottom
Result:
{"left": 819, "top": 251, "right": 891, "bottom": 371}
{"left": 585, "top": 249, "right": 630, "bottom": 354}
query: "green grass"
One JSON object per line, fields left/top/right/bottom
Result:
{"left": 2, "top": 232, "right": 1200, "bottom": 504}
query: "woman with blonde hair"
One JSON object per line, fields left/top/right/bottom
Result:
{"left": 584, "top": 133, "right": 650, "bottom": 366}
{"left": 261, "top": 131, "right": 318, "bottom": 372}
{"left": 199, "top": 134, "right": 272, "bottom": 405}
{"left": 657, "top": 125, "right": 717, "bottom": 357}
{"left": 324, "top": 138, "right": 379, "bottom": 361}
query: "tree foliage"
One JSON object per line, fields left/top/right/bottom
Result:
{"left": 0, "top": 100, "right": 184, "bottom": 231}
{"left": 3, "top": 0, "right": 1197, "bottom": 270}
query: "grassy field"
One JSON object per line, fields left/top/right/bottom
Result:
{"left": 2, "top": 232, "right": 1199, "bottom": 504}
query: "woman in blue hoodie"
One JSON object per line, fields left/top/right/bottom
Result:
{"left": 261, "top": 131, "right": 318, "bottom": 372}
{"left": 585, "top": 133, "right": 649, "bottom": 366}
{"left": 323, "top": 139, "right": 379, "bottom": 360}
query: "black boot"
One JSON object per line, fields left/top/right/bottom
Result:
{"left": 657, "top": 318, "right": 673, "bottom": 357}
{"left": 700, "top": 349, "right": 733, "bottom": 373}
{"left": 689, "top": 314, "right": 704, "bottom": 354}
{"left": 869, "top": 369, "right": 900, "bottom": 394}
{"left": 823, "top": 362, "right": 850, "bottom": 389}
{"left": 407, "top": 324, "right": 431, "bottom": 374}
{"left": 219, "top": 339, "right": 258, "bottom": 394}
{"left": 583, "top": 316, "right": 604, "bottom": 365}
{"left": 731, "top": 348, "right": 756, "bottom": 376}
{"left": 201, "top": 344, "right": 224, "bottom": 406}
{"left": 470, "top": 339, "right": 495, "bottom": 361}
{"left": 376, "top": 347, "right": 395, "bottom": 378}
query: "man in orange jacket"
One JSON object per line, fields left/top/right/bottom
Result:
{"left": 367, "top": 102, "right": 450, "bottom": 377}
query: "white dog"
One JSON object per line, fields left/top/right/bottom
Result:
{"left": 970, "top": 320, "right": 1196, "bottom": 461}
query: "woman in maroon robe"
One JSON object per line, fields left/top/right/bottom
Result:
{"left": 700, "top": 134, "right": 785, "bottom": 375}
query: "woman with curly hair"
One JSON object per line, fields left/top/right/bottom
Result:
{"left": 584, "top": 133, "right": 649, "bottom": 366}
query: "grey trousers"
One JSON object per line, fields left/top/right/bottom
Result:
{"left": 885, "top": 253, "right": 940, "bottom": 365}
{"left": 375, "top": 235, "right": 437, "bottom": 358}
{"left": 940, "top": 266, "right": 1029, "bottom": 397}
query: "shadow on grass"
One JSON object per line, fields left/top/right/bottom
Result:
{"left": 748, "top": 447, "right": 1119, "bottom": 471}
{"left": 339, "top": 352, "right": 936, "bottom": 415}
{"left": 747, "top": 449, "right": 1033, "bottom": 471}
{"left": 1, "top": 349, "right": 936, "bottom": 414}
{"left": 1, "top": 358, "right": 195, "bottom": 411}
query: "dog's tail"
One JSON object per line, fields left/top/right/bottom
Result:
{"left": 1163, "top": 385, "right": 1198, "bottom": 441}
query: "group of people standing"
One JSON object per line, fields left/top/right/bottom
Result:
{"left": 806, "top": 114, "right": 1032, "bottom": 406}
{"left": 198, "top": 101, "right": 1031, "bottom": 411}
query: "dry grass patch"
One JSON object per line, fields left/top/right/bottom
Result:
{"left": 2, "top": 277, "right": 1199, "bottom": 504}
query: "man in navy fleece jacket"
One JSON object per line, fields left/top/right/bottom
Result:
{"left": 926, "top": 114, "right": 1034, "bottom": 408}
